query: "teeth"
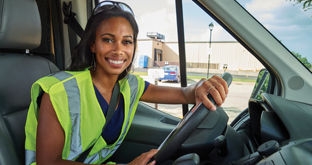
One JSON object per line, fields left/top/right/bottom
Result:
{"left": 109, "top": 59, "right": 123, "bottom": 64}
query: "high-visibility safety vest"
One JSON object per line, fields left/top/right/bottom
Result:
{"left": 25, "top": 70, "right": 145, "bottom": 165}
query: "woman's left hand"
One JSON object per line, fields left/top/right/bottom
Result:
{"left": 128, "top": 149, "right": 158, "bottom": 165}
{"left": 195, "top": 75, "right": 229, "bottom": 111}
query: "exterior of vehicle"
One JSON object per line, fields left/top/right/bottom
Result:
{"left": 158, "top": 65, "right": 180, "bottom": 82}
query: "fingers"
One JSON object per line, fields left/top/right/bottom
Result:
{"left": 144, "top": 149, "right": 158, "bottom": 165}
{"left": 195, "top": 75, "right": 229, "bottom": 111}
{"left": 147, "top": 160, "right": 156, "bottom": 165}
{"left": 209, "top": 75, "right": 228, "bottom": 102}
{"left": 128, "top": 149, "right": 158, "bottom": 165}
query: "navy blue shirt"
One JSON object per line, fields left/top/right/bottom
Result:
{"left": 94, "top": 81, "right": 150, "bottom": 144}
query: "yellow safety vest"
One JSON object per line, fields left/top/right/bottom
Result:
{"left": 25, "top": 70, "right": 145, "bottom": 164}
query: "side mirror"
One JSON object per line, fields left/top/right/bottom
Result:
{"left": 250, "top": 69, "right": 273, "bottom": 100}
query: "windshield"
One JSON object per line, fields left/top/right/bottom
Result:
{"left": 236, "top": 0, "right": 312, "bottom": 71}
{"left": 164, "top": 66, "right": 178, "bottom": 71}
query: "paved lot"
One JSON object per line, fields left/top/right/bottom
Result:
{"left": 142, "top": 78, "right": 255, "bottom": 123}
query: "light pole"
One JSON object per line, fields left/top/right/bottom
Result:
{"left": 207, "top": 22, "right": 214, "bottom": 78}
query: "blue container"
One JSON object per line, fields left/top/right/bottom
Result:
{"left": 139, "top": 55, "right": 148, "bottom": 68}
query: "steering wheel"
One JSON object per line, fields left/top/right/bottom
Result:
{"left": 152, "top": 72, "right": 233, "bottom": 164}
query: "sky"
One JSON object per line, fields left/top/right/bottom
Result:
{"left": 242, "top": 0, "right": 312, "bottom": 62}
{"left": 117, "top": 0, "right": 312, "bottom": 62}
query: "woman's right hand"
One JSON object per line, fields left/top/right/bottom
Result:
{"left": 127, "top": 149, "right": 158, "bottom": 165}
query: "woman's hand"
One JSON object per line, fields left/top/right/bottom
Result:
{"left": 128, "top": 149, "right": 158, "bottom": 165}
{"left": 195, "top": 75, "right": 229, "bottom": 111}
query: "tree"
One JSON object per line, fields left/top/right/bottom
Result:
{"left": 289, "top": 0, "right": 312, "bottom": 11}
{"left": 292, "top": 52, "right": 312, "bottom": 69}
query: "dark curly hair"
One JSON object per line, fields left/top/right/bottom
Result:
{"left": 69, "top": 7, "right": 139, "bottom": 80}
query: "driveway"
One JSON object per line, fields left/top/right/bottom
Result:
{"left": 142, "top": 78, "right": 255, "bottom": 123}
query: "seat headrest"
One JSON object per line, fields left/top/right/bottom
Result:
{"left": 0, "top": 0, "right": 41, "bottom": 49}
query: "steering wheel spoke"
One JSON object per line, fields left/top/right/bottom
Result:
{"left": 152, "top": 73, "right": 233, "bottom": 164}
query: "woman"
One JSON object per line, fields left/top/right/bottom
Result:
{"left": 25, "top": 1, "right": 228, "bottom": 165}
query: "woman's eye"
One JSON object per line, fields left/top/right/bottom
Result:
{"left": 123, "top": 40, "right": 133, "bottom": 45}
{"left": 102, "top": 38, "right": 113, "bottom": 43}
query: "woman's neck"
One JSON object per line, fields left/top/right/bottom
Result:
{"left": 90, "top": 70, "right": 119, "bottom": 103}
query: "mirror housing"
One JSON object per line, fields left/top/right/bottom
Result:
{"left": 250, "top": 69, "right": 273, "bottom": 100}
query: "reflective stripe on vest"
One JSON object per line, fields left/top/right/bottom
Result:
{"left": 54, "top": 71, "right": 83, "bottom": 160}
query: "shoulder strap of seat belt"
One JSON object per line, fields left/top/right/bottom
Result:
{"left": 62, "top": 1, "right": 84, "bottom": 38}
{"left": 104, "top": 83, "right": 120, "bottom": 129}
{"left": 76, "top": 83, "right": 120, "bottom": 162}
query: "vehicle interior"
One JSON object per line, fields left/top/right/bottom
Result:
{"left": 1, "top": 0, "right": 312, "bottom": 165}
{"left": 0, "top": 0, "right": 60, "bottom": 164}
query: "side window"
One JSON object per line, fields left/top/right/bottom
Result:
{"left": 121, "top": 0, "right": 262, "bottom": 122}
{"left": 181, "top": 1, "right": 262, "bottom": 122}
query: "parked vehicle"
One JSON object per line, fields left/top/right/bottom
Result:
{"left": 158, "top": 65, "right": 180, "bottom": 83}
{"left": 0, "top": 0, "right": 311, "bottom": 164}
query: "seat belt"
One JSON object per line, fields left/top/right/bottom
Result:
{"left": 103, "top": 83, "right": 120, "bottom": 131}
{"left": 62, "top": 1, "right": 84, "bottom": 38}
{"left": 76, "top": 83, "right": 120, "bottom": 162}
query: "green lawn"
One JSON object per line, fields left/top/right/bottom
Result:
{"left": 132, "top": 71, "right": 256, "bottom": 83}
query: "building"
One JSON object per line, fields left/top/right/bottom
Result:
{"left": 134, "top": 38, "right": 263, "bottom": 73}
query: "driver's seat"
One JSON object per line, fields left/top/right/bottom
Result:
{"left": 0, "top": 0, "right": 59, "bottom": 164}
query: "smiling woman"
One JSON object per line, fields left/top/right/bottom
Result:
{"left": 24, "top": 1, "right": 229, "bottom": 165}
{"left": 2, "top": 0, "right": 312, "bottom": 164}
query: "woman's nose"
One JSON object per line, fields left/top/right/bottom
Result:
{"left": 112, "top": 42, "right": 123, "bottom": 55}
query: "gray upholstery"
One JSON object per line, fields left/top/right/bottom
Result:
{"left": 0, "top": 0, "right": 41, "bottom": 49}
{"left": 0, "top": 0, "right": 59, "bottom": 164}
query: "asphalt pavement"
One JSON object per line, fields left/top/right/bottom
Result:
{"left": 142, "top": 78, "right": 255, "bottom": 123}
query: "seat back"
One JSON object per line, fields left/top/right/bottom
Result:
{"left": 0, "top": 0, "right": 59, "bottom": 164}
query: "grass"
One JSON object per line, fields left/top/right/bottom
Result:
{"left": 187, "top": 75, "right": 256, "bottom": 82}
{"left": 133, "top": 71, "right": 257, "bottom": 83}
{"left": 132, "top": 71, "right": 148, "bottom": 76}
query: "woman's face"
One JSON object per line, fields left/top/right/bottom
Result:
{"left": 90, "top": 16, "right": 134, "bottom": 77}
